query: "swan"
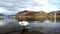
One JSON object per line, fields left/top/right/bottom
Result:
{"left": 19, "top": 21, "right": 29, "bottom": 26}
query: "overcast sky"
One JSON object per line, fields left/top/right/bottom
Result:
{"left": 0, "top": 0, "right": 60, "bottom": 15}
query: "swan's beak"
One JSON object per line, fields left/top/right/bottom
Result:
{"left": 19, "top": 21, "right": 29, "bottom": 26}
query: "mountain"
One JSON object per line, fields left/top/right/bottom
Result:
{"left": 15, "top": 10, "right": 46, "bottom": 21}
{"left": 0, "top": 13, "right": 5, "bottom": 16}
{"left": 15, "top": 10, "right": 60, "bottom": 21}
{"left": 48, "top": 10, "right": 60, "bottom": 20}
{"left": 0, "top": 13, "right": 5, "bottom": 19}
{"left": 49, "top": 10, "right": 60, "bottom": 15}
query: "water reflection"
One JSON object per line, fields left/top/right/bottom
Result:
{"left": 0, "top": 17, "right": 60, "bottom": 34}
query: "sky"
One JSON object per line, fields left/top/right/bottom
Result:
{"left": 0, "top": 0, "right": 60, "bottom": 15}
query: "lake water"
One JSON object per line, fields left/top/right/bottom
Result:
{"left": 0, "top": 16, "right": 60, "bottom": 34}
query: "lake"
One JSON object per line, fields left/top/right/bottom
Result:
{"left": 0, "top": 16, "right": 60, "bottom": 34}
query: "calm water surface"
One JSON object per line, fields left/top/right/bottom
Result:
{"left": 0, "top": 17, "right": 60, "bottom": 34}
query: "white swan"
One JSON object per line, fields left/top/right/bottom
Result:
{"left": 19, "top": 21, "right": 29, "bottom": 26}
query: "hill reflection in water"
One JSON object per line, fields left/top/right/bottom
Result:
{"left": 0, "top": 17, "right": 60, "bottom": 34}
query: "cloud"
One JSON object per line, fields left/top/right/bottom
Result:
{"left": 0, "top": 7, "right": 16, "bottom": 15}
{"left": 17, "top": 0, "right": 60, "bottom": 13}
{"left": 0, "top": 0, "right": 60, "bottom": 14}
{"left": 0, "top": 7, "right": 9, "bottom": 13}
{"left": 48, "top": 0, "right": 60, "bottom": 8}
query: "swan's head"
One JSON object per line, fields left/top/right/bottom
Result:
{"left": 19, "top": 21, "right": 29, "bottom": 26}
